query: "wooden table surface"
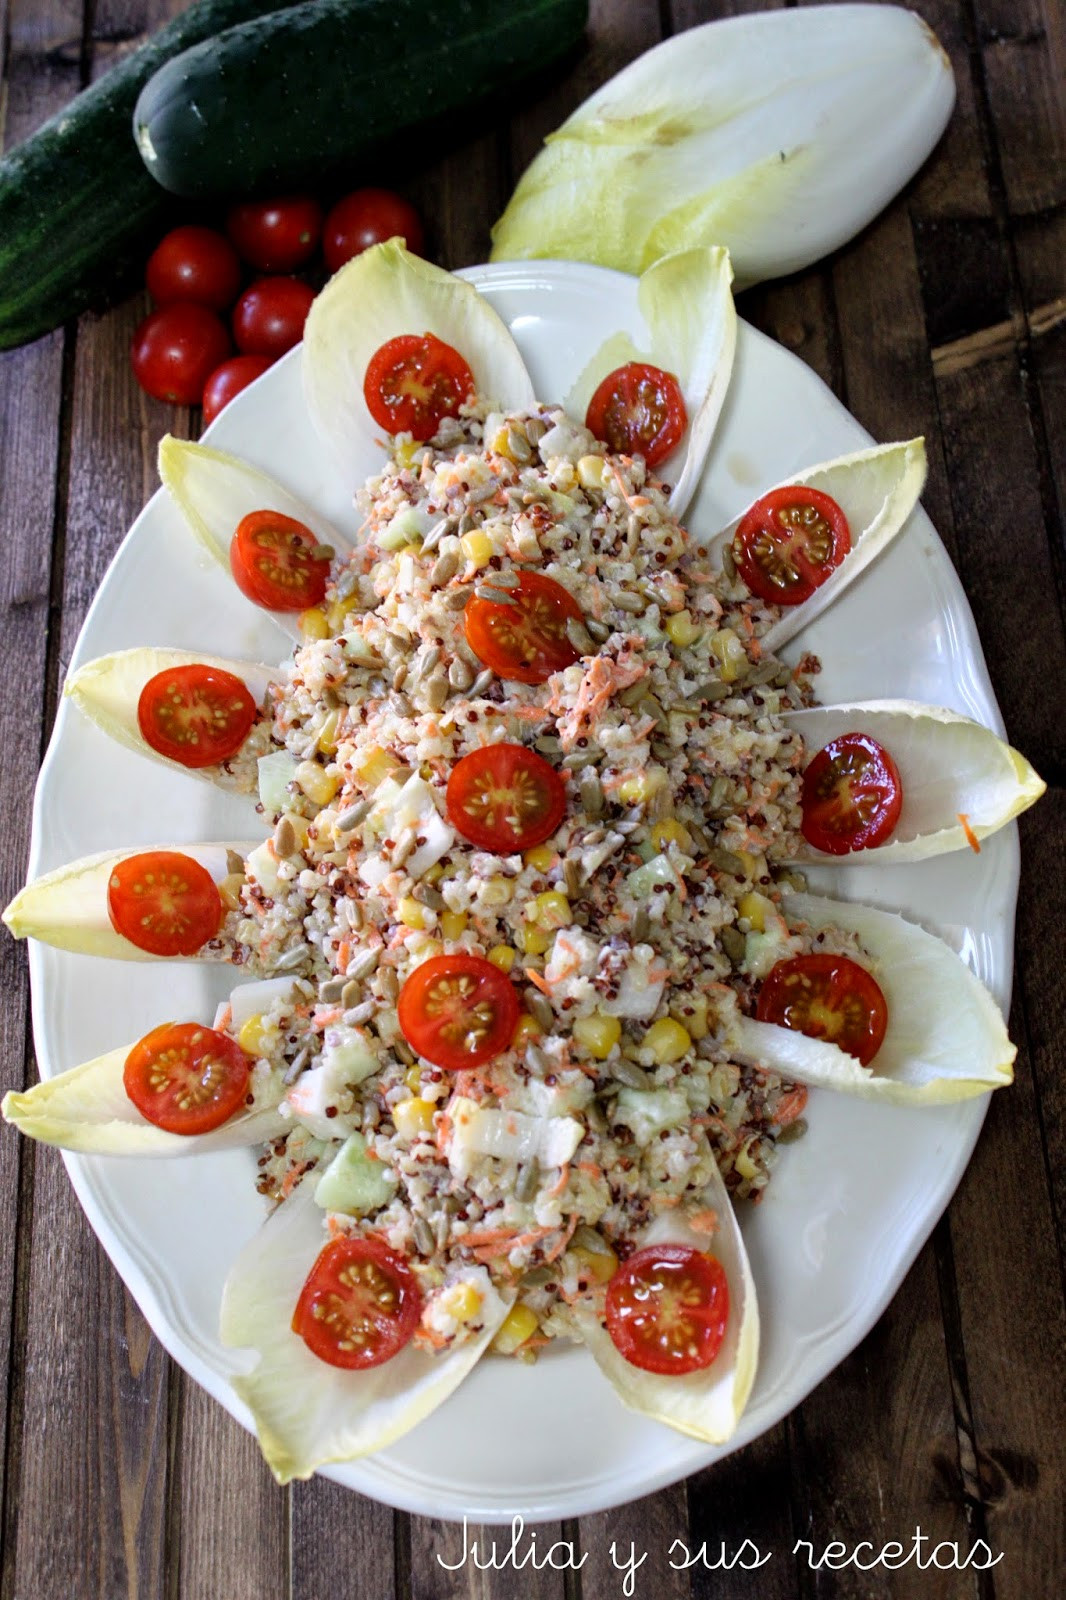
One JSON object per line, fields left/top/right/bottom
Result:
{"left": 1, "top": 0, "right": 1063, "bottom": 1595}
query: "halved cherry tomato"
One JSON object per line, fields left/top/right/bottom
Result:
{"left": 107, "top": 850, "right": 223, "bottom": 957}
{"left": 131, "top": 303, "right": 232, "bottom": 405}
{"left": 397, "top": 954, "right": 519, "bottom": 1071}
{"left": 464, "top": 572, "right": 582, "bottom": 685}
{"left": 229, "top": 509, "right": 331, "bottom": 612}
{"left": 756, "top": 952, "right": 888, "bottom": 1066}
{"left": 146, "top": 225, "right": 241, "bottom": 312}
{"left": 605, "top": 1245, "right": 729, "bottom": 1375}
{"left": 446, "top": 744, "right": 567, "bottom": 853}
{"left": 226, "top": 195, "right": 323, "bottom": 273}
{"left": 323, "top": 189, "right": 425, "bottom": 273}
{"left": 585, "top": 362, "right": 687, "bottom": 469}
{"left": 232, "top": 277, "right": 315, "bottom": 358}
{"left": 292, "top": 1235, "right": 422, "bottom": 1370}
{"left": 123, "top": 1021, "right": 250, "bottom": 1134}
{"left": 137, "top": 664, "right": 258, "bottom": 768}
{"left": 732, "top": 485, "right": 850, "bottom": 606}
{"left": 363, "top": 333, "right": 473, "bottom": 440}
{"left": 801, "top": 732, "right": 903, "bottom": 855}
{"left": 201, "top": 354, "right": 273, "bottom": 427}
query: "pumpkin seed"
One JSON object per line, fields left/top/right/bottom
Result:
{"left": 515, "top": 1159, "right": 541, "bottom": 1203}
{"left": 776, "top": 1117, "right": 808, "bottom": 1145}
{"left": 579, "top": 770, "right": 603, "bottom": 818}
{"left": 720, "top": 926, "right": 747, "bottom": 964}
{"left": 619, "top": 681, "right": 648, "bottom": 707}
{"left": 535, "top": 734, "right": 562, "bottom": 755}
{"left": 696, "top": 679, "right": 732, "bottom": 703}
{"left": 522, "top": 1265, "right": 554, "bottom": 1287}
{"left": 310, "top": 543, "right": 335, "bottom": 561}
{"left": 709, "top": 847, "right": 747, "bottom": 876}
{"left": 562, "top": 749, "right": 598, "bottom": 770}
{"left": 225, "top": 848, "right": 245, "bottom": 877}
{"left": 631, "top": 906, "right": 650, "bottom": 941}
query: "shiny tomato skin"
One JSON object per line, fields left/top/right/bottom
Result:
{"left": 464, "top": 571, "right": 582, "bottom": 685}
{"left": 146, "top": 225, "right": 242, "bottom": 312}
{"left": 131, "top": 303, "right": 232, "bottom": 405}
{"left": 446, "top": 744, "right": 567, "bottom": 853}
{"left": 124, "top": 1021, "right": 251, "bottom": 1135}
{"left": 606, "top": 1245, "right": 730, "bottom": 1375}
{"left": 732, "top": 485, "right": 851, "bottom": 606}
{"left": 201, "top": 354, "right": 273, "bottom": 426}
{"left": 232, "top": 277, "right": 315, "bottom": 358}
{"left": 363, "top": 333, "right": 474, "bottom": 440}
{"left": 585, "top": 362, "right": 687, "bottom": 469}
{"left": 137, "top": 663, "right": 258, "bottom": 768}
{"left": 226, "top": 195, "right": 323, "bottom": 272}
{"left": 292, "top": 1235, "right": 422, "bottom": 1370}
{"left": 398, "top": 954, "right": 519, "bottom": 1071}
{"left": 230, "top": 509, "right": 331, "bottom": 612}
{"left": 756, "top": 952, "right": 888, "bottom": 1067}
{"left": 323, "top": 189, "right": 425, "bottom": 273}
{"left": 801, "top": 732, "right": 903, "bottom": 855}
{"left": 107, "top": 850, "right": 223, "bottom": 957}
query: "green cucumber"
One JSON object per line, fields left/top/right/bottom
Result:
{"left": 134, "top": 0, "right": 589, "bottom": 198}
{"left": 0, "top": 1, "right": 296, "bottom": 351}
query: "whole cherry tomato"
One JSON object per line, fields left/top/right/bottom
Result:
{"left": 201, "top": 354, "right": 273, "bottom": 426}
{"left": 232, "top": 277, "right": 315, "bottom": 358}
{"left": 227, "top": 195, "right": 323, "bottom": 273}
{"left": 146, "top": 225, "right": 242, "bottom": 312}
{"left": 323, "top": 189, "right": 425, "bottom": 274}
{"left": 131, "top": 303, "right": 232, "bottom": 405}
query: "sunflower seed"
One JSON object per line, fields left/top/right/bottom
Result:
{"left": 707, "top": 777, "right": 731, "bottom": 810}
{"left": 425, "top": 671, "right": 449, "bottom": 710}
{"left": 225, "top": 849, "right": 246, "bottom": 876}
{"left": 562, "top": 750, "right": 598, "bottom": 770}
{"left": 283, "top": 1044, "right": 311, "bottom": 1085}
{"left": 611, "top": 1058, "right": 652, "bottom": 1090}
{"left": 614, "top": 590, "right": 646, "bottom": 613}
{"left": 475, "top": 585, "right": 517, "bottom": 606}
{"left": 362, "top": 1098, "right": 381, "bottom": 1130}
{"left": 506, "top": 426, "right": 533, "bottom": 463}
{"left": 377, "top": 968, "right": 399, "bottom": 1002}
{"left": 392, "top": 826, "right": 417, "bottom": 868}
{"left": 515, "top": 1158, "right": 541, "bottom": 1203}
{"left": 773, "top": 664, "right": 794, "bottom": 689}
{"left": 579, "top": 770, "right": 603, "bottom": 818}
{"left": 651, "top": 739, "right": 675, "bottom": 763}
{"left": 391, "top": 692, "right": 412, "bottom": 717}
{"left": 522, "top": 1265, "right": 554, "bottom": 1287}
{"left": 525, "top": 991, "right": 554, "bottom": 1031}
{"left": 631, "top": 906, "right": 650, "bottom": 941}
{"left": 430, "top": 549, "right": 459, "bottom": 586}
{"left": 585, "top": 617, "right": 610, "bottom": 643}
{"left": 457, "top": 511, "right": 476, "bottom": 536}
{"left": 391, "top": 662, "right": 409, "bottom": 692}
{"left": 340, "top": 978, "right": 364, "bottom": 1009}
{"left": 335, "top": 798, "right": 372, "bottom": 833}
{"left": 565, "top": 617, "right": 595, "bottom": 654}
{"left": 336, "top": 567, "right": 361, "bottom": 600}
{"left": 448, "top": 657, "right": 474, "bottom": 692}
{"left": 393, "top": 1037, "right": 416, "bottom": 1066}
{"left": 688, "top": 821, "right": 712, "bottom": 854}
{"left": 470, "top": 668, "right": 495, "bottom": 696}
{"left": 747, "top": 660, "right": 779, "bottom": 686}
{"left": 721, "top": 543, "right": 737, "bottom": 580}
{"left": 310, "top": 543, "right": 335, "bottom": 561}
{"left": 274, "top": 944, "right": 310, "bottom": 972}
{"left": 695, "top": 679, "right": 732, "bottom": 703}
{"left": 524, "top": 416, "right": 547, "bottom": 445}
{"left": 345, "top": 999, "right": 376, "bottom": 1024}
{"left": 347, "top": 948, "right": 380, "bottom": 981}
{"left": 413, "top": 645, "right": 442, "bottom": 683}
{"left": 710, "top": 847, "right": 747, "bottom": 876}
{"left": 413, "top": 1217, "right": 435, "bottom": 1254}
{"left": 720, "top": 926, "right": 747, "bottom": 964}
{"left": 412, "top": 882, "right": 444, "bottom": 909}
{"left": 320, "top": 977, "right": 347, "bottom": 1002}
{"left": 535, "top": 734, "right": 562, "bottom": 755}
{"left": 444, "top": 586, "right": 473, "bottom": 611}
{"left": 563, "top": 858, "right": 582, "bottom": 899}
{"left": 524, "top": 1042, "right": 549, "bottom": 1074}
{"left": 420, "top": 519, "right": 451, "bottom": 554}
{"left": 340, "top": 897, "right": 364, "bottom": 932}
{"left": 619, "top": 681, "right": 648, "bottom": 707}
{"left": 491, "top": 570, "right": 521, "bottom": 588}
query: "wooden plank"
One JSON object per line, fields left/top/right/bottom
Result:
{"left": 687, "top": 1429, "right": 799, "bottom": 1600}
{"left": 971, "top": 0, "right": 1066, "bottom": 217}
{"left": 408, "top": 1515, "right": 569, "bottom": 1600}
{"left": 580, "top": 1486, "right": 691, "bottom": 1600}
{"left": 292, "top": 1480, "right": 395, "bottom": 1600}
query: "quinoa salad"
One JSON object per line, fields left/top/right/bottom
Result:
{"left": 224, "top": 398, "right": 834, "bottom": 1358}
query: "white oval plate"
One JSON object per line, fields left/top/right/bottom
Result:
{"left": 26, "top": 261, "right": 1016, "bottom": 1522}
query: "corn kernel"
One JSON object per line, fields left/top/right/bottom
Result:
{"left": 672, "top": 993, "right": 710, "bottom": 1041}
{"left": 650, "top": 818, "right": 691, "bottom": 853}
{"left": 492, "top": 1302, "right": 539, "bottom": 1354}
{"left": 422, "top": 862, "right": 445, "bottom": 885}
{"left": 395, "top": 439, "right": 420, "bottom": 469}
{"left": 316, "top": 708, "right": 341, "bottom": 756}
{"left": 526, "top": 890, "right": 570, "bottom": 929}
{"left": 398, "top": 896, "right": 426, "bottom": 930}
{"left": 404, "top": 1064, "right": 423, "bottom": 1092}
{"left": 461, "top": 529, "right": 494, "bottom": 569}
{"left": 487, "top": 944, "right": 516, "bottom": 972}
{"left": 572, "top": 1013, "right": 621, "bottom": 1060}
{"left": 294, "top": 760, "right": 341, "bottom": 807}
{"left": 642, "top": 1017, "right": 692, "bottom": 1063}
{"left": 523, "top": 843, "right": 556, "bottom": 873}
{"left": 516, "top": 924, "right": 552, "bottom": 956}
{"left": 666, "top": 609, "right": 703, "bottom": 648}
{"left": 511, "top": 1015, "right": 542, "bottom": 1050}
{"left": 440, "top": 910, "right": 468, "bottom": 942}
{"left": 440, "top": 1281, "right": 483, "bottom": 1323}
{"left": 298, "top": 607, "right": 330, "bottom": 640}
{"left": 392, "top": 1096, "right": 436, "bottom": 1140}
{"left": 409, "top": 936, "right": 443, "bottom": 964}
{"left": 738, "top": 889, "right": 775, "bottom": 933}
{"left": 237, "top": 1013, "right": 272, "bottom": 1057}
{"left": 710, "top": 627, "right": 749, "bottom": 683}
{"left": 218, "top": 871, "right": 245, "bottom": 913}
{"left": 577, "top": 454, "right": 608, "bottom": 491}
{"left": 566, "top": 1228, "right": 619, "bottom": 1285}
{"left": 480, "top": 876, "right": 513, "bottom": 907}
{"left": 283, "top": 811, "right": 311, "bottom": 847}
{"left": 734, "top": 1137, "right": 759, "bottom": 1182}
{"left": 353, "top": 746, "right": 395, "bottom": 790}
{"left": 619, "top": 766, "right": 668, "bottom": 805}
{"left": 489, "top": 425, "right": 513, "bottom": 458}
{"left": 326, "top": 592, "right": 361, "bottom": 632}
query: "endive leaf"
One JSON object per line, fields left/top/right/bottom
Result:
{"left": 566, "top": 247, "right": 736, "bottom": 518}
{"left": 158, "top": 437, "right": 348, "bottom": 640}
{"left": 303, "top": 239, "right": 536, "bottom": 475}
{"left": 573, "top": 1160, "right": 757, "bottom": 1444}
{"left": 783, "top": 701, "right": 1045, "bottom": 864}
{"left": 730, "top": 892, "right": 1014, "bottom": 1104}
{"left": 2, "top": 842, "right": 258, "bottom": 960}
{"left": 1, "top": 1046, "right": 286, "bottom": 1155}
{"left": 65, "top": 647, "right": 275, "bottom": 789}
{"left": 221, "top": 1182, "right": 513, "bottom": 1482}
{"left": 491, "top": 4, "right": 954, "bottom": 287}
{"left": 694, "top": 438, "right": 926, "bottom": 650}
